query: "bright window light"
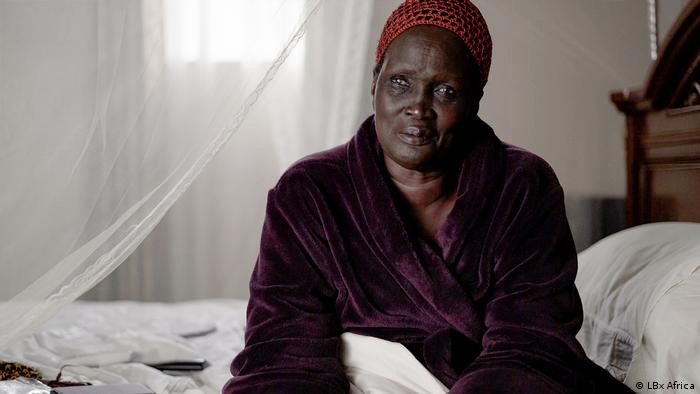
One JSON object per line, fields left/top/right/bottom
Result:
{"left": 164, "top": 0, "right": 305, "bottom": 63}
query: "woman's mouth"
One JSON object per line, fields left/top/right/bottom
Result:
{"left": 398, "top": 126, "right": 436, "bottom": 146}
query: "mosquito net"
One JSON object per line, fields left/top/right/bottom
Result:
{"left": 0, "top": 0, "right": 325, "bottom": 351}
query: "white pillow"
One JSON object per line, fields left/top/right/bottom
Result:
{"left": 575, "top": 222, "right": 700, "bottom": 381}
{"left": 624, "top": 269, "right": 700, "bottom": 393}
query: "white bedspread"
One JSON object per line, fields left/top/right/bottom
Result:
{"left": 0, "top": 299, "right": 248, "bottom": 394}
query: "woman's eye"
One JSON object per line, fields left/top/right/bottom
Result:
{"left": 389, "top": 76, "right": 409, "bottom": 88}
{"left": 435, "top": 86, "right": 457, "bottom": 100}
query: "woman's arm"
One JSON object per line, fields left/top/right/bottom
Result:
{"left": 450, "top": 161, "right": 628, "bottom": 393}
{"left": 223, "top": 174, "right": 348, "bottom": 394}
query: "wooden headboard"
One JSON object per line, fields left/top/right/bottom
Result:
{"left": 611, "top": 0, "right": 700, "bottom": 227}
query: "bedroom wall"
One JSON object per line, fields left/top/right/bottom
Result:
{"left": 361, "top": 0, "right": 651, "bottom": 251}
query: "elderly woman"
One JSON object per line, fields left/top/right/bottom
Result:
{"left": 224, "top": 1, "right": 632, "bottom": 393}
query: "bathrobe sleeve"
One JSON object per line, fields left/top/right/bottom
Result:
{"left": 223, "top": 172, "right": 349, "bottom": 394}
{"left": 450, "top": 162, "right": 591, "bottom": 393}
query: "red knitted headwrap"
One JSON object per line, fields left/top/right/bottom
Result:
{"left": 376, "top": 0, "right": 492, "bottom": 89}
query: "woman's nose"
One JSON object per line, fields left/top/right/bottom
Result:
{"left": 404, "top": 91, "right": 434, "bottom": 119}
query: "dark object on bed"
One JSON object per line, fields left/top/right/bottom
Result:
{"left": 50, "top": 384, "right": 154, "bottom": 394}
{"left": 147, "top": 358, "right": 210, "bottom": 372}
{"left": 611, "top": 0, "right": 700, "bottom": 226}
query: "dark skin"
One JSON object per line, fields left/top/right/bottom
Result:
{"left": 371, "top": 26, "right": 481, "bottom": 242}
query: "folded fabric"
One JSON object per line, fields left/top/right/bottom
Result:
{"left": 340, "top": 332, "right": 448, "bottom": 394}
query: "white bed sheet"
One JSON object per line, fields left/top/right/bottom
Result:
{"left": 0, "top": 299, "right": 248, "bottom": 394}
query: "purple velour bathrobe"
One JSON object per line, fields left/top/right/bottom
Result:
{"left": 223, "top": 116, "right": 632, "bottom": 393}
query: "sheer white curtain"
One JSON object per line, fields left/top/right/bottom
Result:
{"left": 84, "top": 0, "right": 375, "bottom": 302}
{"left": 0, "top": 0, "right": 374, "bottom": 350}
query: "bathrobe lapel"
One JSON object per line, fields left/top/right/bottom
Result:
{"left": 347, "top": 116, "right": 504, "bottom": 343}
{"left": 433, "top": 118, "right": 503, "bottom": 268}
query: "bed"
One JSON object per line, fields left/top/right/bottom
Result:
{"left": 2, "top": 2, "right": 699, "bottom": 394}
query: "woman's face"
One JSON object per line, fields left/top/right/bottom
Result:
{"left": 372, "top": 26, "right": 480, "bottom": 172}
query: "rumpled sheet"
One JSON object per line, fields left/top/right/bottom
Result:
{"left": 0, "top": 299, "right": 248, "bottom": 394}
